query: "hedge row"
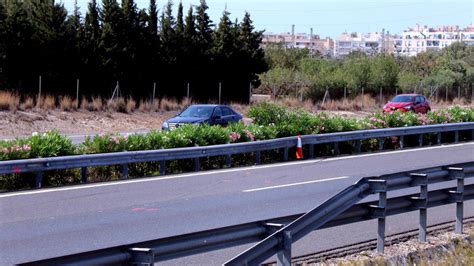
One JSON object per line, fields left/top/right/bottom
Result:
{"left": 1, "top": 104, "right": 473, "bottom": 190}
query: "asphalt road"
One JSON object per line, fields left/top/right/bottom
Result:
{"left": 0, "top": 143, "right": 473, "bottom": 265}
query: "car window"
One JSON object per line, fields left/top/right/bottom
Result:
{"left": 391, "top": 95, "right": 414, "bottom": 102}
{"left": 179, "top": 106, "right": 214, "bottom": 118}
{"left": 213, "top": 107, "right": 223, "bottom": 117}
{"left": 416, "top": 96, "right": 422, "bottom": 103}
{"left": 420, "top": 96, "right": 426, "bottom": 102}
{"left": 222, "top": 107, "right": 234, "bottom": 116}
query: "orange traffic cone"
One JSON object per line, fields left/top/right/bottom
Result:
{"left": 296, "top": 135, "right": 303, "bottom": 159}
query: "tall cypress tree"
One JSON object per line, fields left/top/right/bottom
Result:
{"left": 148, "top": 0, "right": 158, "bottom": 35}
{"left": 195, "top": 0, "right": 213, "bottom": 55}
{"left": 100, "top": 0, "right": 125, "bottom": 84}
{"left": 0, "top": 1, "right": 6, "bottom": 86}
{"left": 175, "top": 1, "right": 184, "bottom": 37}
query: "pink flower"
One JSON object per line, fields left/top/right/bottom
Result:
{"left": 244, "top": 130, "right": 255, "bottom": 141}
{"left": 229, "top": 132, "right": 241, "bottom": 142}
{"left": 22, "top": 144, "right": 31, "bottom": 151}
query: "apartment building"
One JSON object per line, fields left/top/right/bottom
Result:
{"left": 333, "top": 30, "right": 394, "bottom": 57}
{"left": 262, "top": 26, "right": 334, "bottom": 57}
{"left": 399, "top": 24, "right": 474, "bottom": 56}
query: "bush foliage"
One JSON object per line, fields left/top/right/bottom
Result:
{"left": 1, "top": 103, "right": 473, "bottom": 190}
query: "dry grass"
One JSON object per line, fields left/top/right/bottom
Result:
{"left": 160, "top": 97, "right": 180, "bottom": 111}
{"left": 0, "top": 91, "right": 20, "bottom": 111}
{"left": 320, "top": 94, "right": 378, "bottom": 111}
{"left": 37, "top": 95, "right": 56, "bottom": 110}
{"left": 107, "top": 97, "right": 126, "bottom": 113}
{"left": 59, "top": 96, "right": 75, "bottom": 112}
{"left": 91, "top": 96, "right": 104, "bottom": 111}
{"left": 126, "top": 97, "right": 136, "bottom": 113}
{"left": 20, "top": 96, "right": 35, "bottom": 111}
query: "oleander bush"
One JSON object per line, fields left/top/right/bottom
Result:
{"left": 1, "top": 103, "right": 473, "bottom": 191}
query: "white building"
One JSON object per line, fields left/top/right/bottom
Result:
{"left": 333, "top": 31, "right": 394, "bottom": 57}
{"left": 399, "top": 24, "right": 474, "bottom": 56}
{"left": 262, "top": 26, "right": 334, "bottom": 57}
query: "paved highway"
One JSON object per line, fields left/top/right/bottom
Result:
{"left": 0, "top": 143, "right": 473, "bottom": 265}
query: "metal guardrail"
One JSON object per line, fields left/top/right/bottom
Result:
{"left": 22, "top": 161, "right": 474, "bottom": 265}
{"left": 1, "top": 122, "right": 474, "bottom": 188}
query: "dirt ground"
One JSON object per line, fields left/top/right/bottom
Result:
{"left": 0, "top": 110, "right": 179, "bottom": 138}
{"left": 0, "top": 109, "right": 372, "bottom": 138}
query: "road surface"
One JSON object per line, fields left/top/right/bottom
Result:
{"left": 0, "top": 143, "right": 473, "bottom": 265}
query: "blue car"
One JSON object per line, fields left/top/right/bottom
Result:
{"left": 162, "top": 104, "right": 243, "bottom": 130}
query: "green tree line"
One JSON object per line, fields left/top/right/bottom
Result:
{"left": 0, "top": 0, "right": 267, "bottom": 102}
{"left": 260, "top": 43, "right": 474, "bottom": 101}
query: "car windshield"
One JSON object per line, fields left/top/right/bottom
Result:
{"left": 390, "top": 95, "right": 414, "bottom": 102}
{"left": 179, "top": 106, "right": 214, "bottom": 118}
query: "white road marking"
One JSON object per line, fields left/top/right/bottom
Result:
{"left": 0, "top": 142, "right": 472, "bottom": 198}
{"left": 243, "top": 176, "right": 351, "bottom": 192}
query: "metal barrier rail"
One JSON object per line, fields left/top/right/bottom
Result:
{"left": 1, "top": 122, "right": 474, "bottom": 188}
{"left": 22, "top": 162, "right": 474, "bottom": 265}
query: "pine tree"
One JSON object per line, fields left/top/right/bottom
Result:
{"left": 176, "top": 1, "right": 184, "bottom": 37}
{"left": 148, "top": 0, "right": 158, "bottom": 35}
{"left": 100, "top": 0, "right": 125, "bottom": 81}
{"left": 195, "top": 0, "right": 213, "bottom": 55}
{"left": 0, "top": 1, "right": 6, "bottom": 86}
{"left": 160, "top": 0, "right": 175, "bottom": 64}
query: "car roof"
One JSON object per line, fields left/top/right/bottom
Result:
{"left": 395, "top": 94, "right": 422, "bottom": 97}
{"left": 187, "top": 104, "right": 232, "bottom": 108}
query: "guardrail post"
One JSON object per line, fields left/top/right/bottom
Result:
{"left": 277, "top": 230, "right": 292, "bottom": 266}
{"left": 129, "top": 247, "right": 154, "bottom": 265}
{"left": 283, "top": 147, "right": 289, "bottom": 161}
{"left": 437, "top": 132, "right": 442, "bottom": 145}
{"left": 418, "top": 134, "right": 424, "bottom": 147}
{"left": 121, "top": 164, "right": 129, "bottom": 179}
{"left": 454, "top": 131, "right": 459, "bottom": 143}
{"left": 309, "top": 144, "right": 314, "bottom": 159}
{"left": 159, "top": 161, "right": 166, "bottom": 175}
{"left": 226, "top": 154, "right": 232, "bottom": 168}
{"left": 255, "top": 151, "right": 261, "bottom": 165}
{"left": 369, "top": 179, "right": 387, "bottom": 253}
{"left": 411, "top": 173, "right": 428, "bottom": 242}
{"left": 448, "top": 167, "right": 465, "bottom": 234}
{"left": 472, "top": 129, "right": 474, "bottom": 141}
{"left": 35, "top": 172, "right": 43, "bottom": 188}
{"left": 81, "top": 167, "right": 88, "bottom": 183}
{"left": 194, "top": 158, "right": 200, "bottom": 172}
{"left": 378, "top": 138, "right": 384, "bottom": 151}
{"left": 333, "top": 142, "right": 339, "bottom": 155}
{"left": 399, "top": 135, "right": 404, "bottom": 149}
{"left": 355, "top": 140, "right": 361, "bottom": 154}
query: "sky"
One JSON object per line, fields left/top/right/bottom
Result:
{"left": 63, "top": 0, "right": 474, "bottom": 38}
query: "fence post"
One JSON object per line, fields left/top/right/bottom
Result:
{"left": 255, "top": 151, "right": 261, "bottom": 165}
{"left": 194, "top": 158, "right": 200, "bottom": 172}
{"left": 378, "top": 138, "right": 385, "bottom": 151}
{"left": 448, "top": 167, "right": 465, "bottom": 234}
{"left": 277, "top": 230, "right": 292, "bottom": 266}
{"left": 369, "top": 179, "right": 387, "bottom": 253}
{"left": 122, "top": 164, "right": 129, "bottom": 179}
{"left": 249, "top": 83, "right": 252, "bottom": 103}
{"left": 411, "top": 173, "right": 428, "bottom": 242}
{"left": 399, "top": 135, "right": 404, "bottom": 149}
{"left": 38, "top": 76, "right": 42, "bottom": 108}
{"left": 219, "top": 82, "right": 222, "bottom": 104}
{"left": 35, "top": 172, "right": 43, "bottom": 188}
{"left": 160, "top": 161, "right": 166, "bottom": 175}
{"left": 187, "top": 83, "right": 190, "bottom": 99}
{"left": 333, "top": 142, "right": 339, "bottom": 155}
{"left": 76, "top": 79, "right": 80, "bottom": 108}
{"left": 152, "top": 82, "right": 156, "bottom": 101}
{"left": 355, "top": 140, "right": 361, "bottom": 154}
{"left": 81, "top": 167, "right": 88, "bottom": 183}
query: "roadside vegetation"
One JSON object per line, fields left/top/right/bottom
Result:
{"left": 260, "top": 42, "right": 474, "bottom": 104}
{"left": 1, "top": 103, "right": 473, "bottom": 191}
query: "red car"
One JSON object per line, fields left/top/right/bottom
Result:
{"left": 383, "top": 94, "right": 431, "bottom": 114}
